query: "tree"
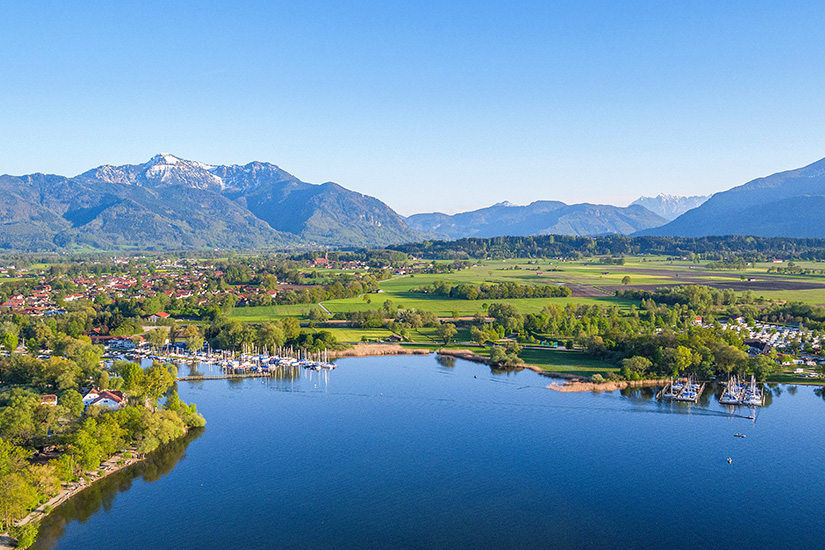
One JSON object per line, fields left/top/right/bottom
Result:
{"left": 183, "top": 325, "right": 204, "bottom": 353}
{"left": 281, "top": 318, "right": 301, "bottom": 340}
{"left": 714, "top": 344, "right": 748, "bottom": 374}
{"left": 437, "top": 323, "right": 457, "bottom": 345}
{"left": 25, "top": 338, "right": 38, "bottom": 355}
{"left": 14, "top": 523, "right": 38, "bottom": 548}
{"left": 748, "top": 355, "right": 778, "bottom": 382}
{"left": 119, "top": 362, "right": 146, "bottom": 394}
{"left": 143, "top": 362, "right": 176, "bottom": 407}
{"left": 621, "top": 275, "right": 632, "bottom": 285}
{"left": 470, "top": 326, "right": 488, "bottom": 345}
{"left": 620, "top": 356, "right": 652, "bottom": 380}
{"left": 257, "top": 322, "right": 285, "bottom": 351}
{"left": 308, "top": 307, "right": 327, "bottom": 323}
{"left": 0, "top": 470, "right": 38, "bottom": 531}
{"left": 1, "top": 332, "right": 18, "bottom": 354}
{"left": 60, "top": 389, "right": 84, "bottom": 418}
{"left": 146, "top": 328, "right": 169, "bottom": 351}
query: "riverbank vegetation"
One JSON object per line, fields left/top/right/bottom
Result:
{"left": 0, "top": 345, "right": 205, "bottom": 545}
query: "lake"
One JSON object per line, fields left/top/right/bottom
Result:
{"left": 33, "top": 355, "right": 825, "bottom": 549}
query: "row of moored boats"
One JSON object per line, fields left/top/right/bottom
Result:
{"left": 719, "top": 374, "right": 764, "bottom": 407}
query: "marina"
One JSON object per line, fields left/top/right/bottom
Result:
{"left": 103, "top": 344, "right": 337, "bottom": 380}
{"left": 656, "top": 377, "right": 706, "bottom": 403}
{"left": 719, "top": 375, "right": 765, "bottom": 407}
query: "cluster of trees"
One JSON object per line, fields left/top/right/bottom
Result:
{"left": 597, "top": 257, "right": 626, "bottom": 265}
{"left": 513, "top": 298, "right": 783, "bottom": 381}
{"left": 0, "top": 351, "right": 205, "bottom": 537}
{"left": 288, "top": 249, "right": 409, "bottom": 268}
{"left": 273, "top": 276, "right": 385, "bottom": 306}
{"left": 706, "top": 258, "right": 749, "bottom": 270}
{"left": 756, "top": 302, "right": 825, "bottom": 330}
{"left": 415, "top": 280, "right": 571, "bottom": 300}
{"left": 616, "top": 286, "right": 752, "bottom": 315}
{"left": 766, "top": 261, "right": 825, "bottom": 276}
{"left": 389, "top": 234, "right": 825, "bottom": 262}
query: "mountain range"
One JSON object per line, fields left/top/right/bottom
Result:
{"left": 2, "top": 153, "right": 825, "bottom": 251}
{"left": 638, "top": 156, "right": 825, "bottom": 238}
{"left": 0, "top": 154, "right": 421, "bottom": 251}
{"left": 405, "top": 201, "right": 667, "bottom": 239}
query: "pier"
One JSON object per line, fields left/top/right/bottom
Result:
{"left": 656, "top": 378, "right": 706, "bottom": 403}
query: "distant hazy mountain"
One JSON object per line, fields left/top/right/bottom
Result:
{"left": 0, "top": 154, "right": 423, "bottom": 251}
{"left": 638, "top": 156, "right": 825, "bottom": 238}
{"left": 630, "top": 194, "right": 709, "bottom": 220}
{"left": 406, "top": 201, "right": 667, "bottom": 239}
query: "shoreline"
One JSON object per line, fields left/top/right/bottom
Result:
{"left": 547, "top": 379, "right": 669, "bottom": 393}
{"left": 177, "top": 345, "right": 824, "bottom": 388}
{"left": 0, "top": 429, "right": 189, "bottom": 549}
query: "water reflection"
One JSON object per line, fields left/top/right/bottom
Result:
{"left": 618, "top": 386, "right": 657, "bottom": 401}
{"left": 436, "top": 356, "right": 457, "bottom": 368}
{"left": 33, "top": 428, "right": 204, "bottom": 550}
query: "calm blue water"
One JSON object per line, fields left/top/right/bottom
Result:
{"left": 34, "top": 355, "right": 825, "bottom": 549}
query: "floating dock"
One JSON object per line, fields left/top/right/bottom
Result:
{"left": 719, "top": 375, "right": 764, "bottom": 407}
{"left": 657, "top": 378, "right": 706, "bottom": 403}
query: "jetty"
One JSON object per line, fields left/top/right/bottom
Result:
{"left": 719, "top": 375, "right": 764, "bottom": 407}
{"left": 656, "top": 377, "right": 706, "bottom": 403}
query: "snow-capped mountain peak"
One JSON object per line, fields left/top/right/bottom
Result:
{"left": 631, "top": 193, "right": 710, "bottom": 220}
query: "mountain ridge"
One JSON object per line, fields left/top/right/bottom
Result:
{"left": 0, "top": 154, "right": 424, "bottom": 251}
{"left": 637, "top": 156, "right": 825, "bottom": 238}
{"left": 405, "top": 200, "right": 667, "bottom": 239}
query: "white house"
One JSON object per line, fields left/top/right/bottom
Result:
{"left": 83, "top": 388, "right": 126, "bottom": 410}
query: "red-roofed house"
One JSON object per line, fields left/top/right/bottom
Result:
{"left": 148, "top": 312, "right": 171, "bottom": 322}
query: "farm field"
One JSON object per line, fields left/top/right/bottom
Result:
{"left": 230, "top": 256, "right": 825, "bottom": 325}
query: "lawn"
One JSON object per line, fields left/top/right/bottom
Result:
{"left": 516, "top": 348, "right": 618, "bottom": 377}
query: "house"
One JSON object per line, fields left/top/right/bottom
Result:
{"left": 692, "top": 316, "right": 703, "bottom": 326}
{"left": 148, "top": 311, "right": 171, "bottom": 323}
{"left": 744, "top": 339, "right": 772, "bottom": 356}
{"left": 40, "top": 394, "right": 58, "bottom": 406}
{"left": 83, "top": 387, "right": 126, "bottom": 410}
{"left": 82, "top": 387, "right": 103, "bottom": 406}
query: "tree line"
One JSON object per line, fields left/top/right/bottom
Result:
{"left": 388, "top": 234, "right": 825, "bottom": 261}
{"left": 414, "top": 280, "right": 571, "bottom": 300}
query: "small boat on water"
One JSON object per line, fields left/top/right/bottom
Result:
{"left": 734, "top": 433, "right": 746, "bottom": 438}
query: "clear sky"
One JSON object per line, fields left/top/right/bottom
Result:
{"left": 2, "top": 1, "right": 825, "bottom": 215}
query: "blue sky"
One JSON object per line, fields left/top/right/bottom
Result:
{"left": 2, "top": 1, "right": 824, "bottom": 215}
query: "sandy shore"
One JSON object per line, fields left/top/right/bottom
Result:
{"left": 547, "top": 378, "right": 669, "bottom": 393}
